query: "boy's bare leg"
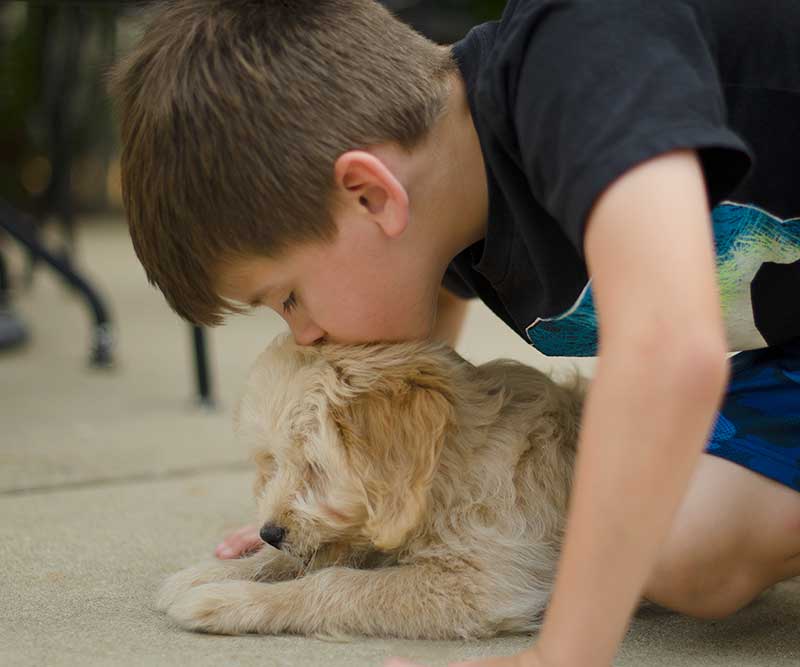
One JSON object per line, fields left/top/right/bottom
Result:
{"left": 644, "top": 453, "right": 800, "bottom": 619}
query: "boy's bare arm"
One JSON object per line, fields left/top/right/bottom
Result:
{"left": 534, "top": 149, "right": 729, "bottom": 667}
{"left": 431, "top": 285, "right": 470, "bottom": 347}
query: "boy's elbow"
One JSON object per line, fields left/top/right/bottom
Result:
{"left": 676, "top": 334, "right": 730, "bottom": 398}
{"left": 628, "top": 326, "right": 730, "bottom": 402}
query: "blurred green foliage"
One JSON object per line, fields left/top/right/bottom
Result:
{"left": 0, "top": 3, "right": 43, "bottom": 207}
{"left": 0, "top": 2, "right": 121, "bottom": 214}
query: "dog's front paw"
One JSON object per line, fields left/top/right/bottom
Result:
{"left": 156, "top": 561, "right": 234, "bottom": 612}
{"left": 166, "top": 582, "right": 266, "bottom": 635}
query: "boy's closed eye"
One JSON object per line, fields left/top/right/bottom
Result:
{"left": 247, "top": 291, "right": 296, "bottom": 315}
{"left": 282, "top": 292, "right": 297, "bottom": 314}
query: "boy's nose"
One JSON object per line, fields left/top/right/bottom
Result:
{"left": 292, "top": 321, "right": 326, "bottom": 346}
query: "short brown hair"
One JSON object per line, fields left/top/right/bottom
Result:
{"left": 108, "top": 0, "right": 456, "bottom": 326}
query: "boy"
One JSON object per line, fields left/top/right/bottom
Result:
{"left": 109, "top": 1, "right": 800, "bottom": 665}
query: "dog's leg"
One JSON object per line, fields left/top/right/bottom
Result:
{"left": 165, "top": 561, "right": 494, "bottom": 639}
{"left": 156, "top": 546, "right": 302, "bottom": 612}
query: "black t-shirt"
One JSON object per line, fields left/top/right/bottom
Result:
{"left": 445, "top": 0, "right": 800, "bottom": 356}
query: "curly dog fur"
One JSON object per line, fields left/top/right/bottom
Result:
{"left": 158, "top": 335, "right": 589, "bottom": 639}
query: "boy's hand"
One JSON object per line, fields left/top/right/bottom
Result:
{"left": 385, "top": 643, "right": 560, "bottom": 667}
{"left": 214, "top": 524, "right": 264, "bottom": 559}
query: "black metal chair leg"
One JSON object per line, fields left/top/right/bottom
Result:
{"left": 0, "top": 250, "right": 31, "bottom": 351}
{"left": 192, "top": 325, "right": 216, "bottom": 408}
{"left": 0, "top": 199, "right": 114, "bottom": 368}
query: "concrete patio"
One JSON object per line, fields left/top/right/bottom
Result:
{"left": 1, "top": 219, "right": 798, "bottom": 666}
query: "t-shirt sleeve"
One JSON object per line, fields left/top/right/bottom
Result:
{"left": 503, "top": 1, "right": 753, "bottom": 254}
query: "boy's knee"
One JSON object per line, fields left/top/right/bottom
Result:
{"left": 643, "top": 553, "right": 761, "bottom": 620}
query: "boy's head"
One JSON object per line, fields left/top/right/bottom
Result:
{"left": 108, "top": 0, "right": 460, "bottom": 341}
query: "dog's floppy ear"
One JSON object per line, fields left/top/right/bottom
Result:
{"left": 330, "top": 362, "right": 455, "bottom": 551}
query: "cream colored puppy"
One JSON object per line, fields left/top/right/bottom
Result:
{"left": 157, "top": 335, "right": 586, "bottom": 639}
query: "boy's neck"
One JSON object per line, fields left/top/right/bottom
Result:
{"left": 402, "top": 67, "right": 489, "bottom": 268}
{"left": 363, "top": 65, "right": 488, "bottom": 274}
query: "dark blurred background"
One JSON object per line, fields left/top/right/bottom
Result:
{"left": 0, "top": 0, "right": 505, "bottom": 221}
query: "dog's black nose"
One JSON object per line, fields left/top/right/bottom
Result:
{"left": 259, "top": 523, "right": 286, "bottom": 548}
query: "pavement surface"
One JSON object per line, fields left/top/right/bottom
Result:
{"left": 1, "top": 219, "right": 798, "bottom": 666}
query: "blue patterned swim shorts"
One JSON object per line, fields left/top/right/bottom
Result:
{"left": 707, "top": 339, "right": 800, "bottom": 493}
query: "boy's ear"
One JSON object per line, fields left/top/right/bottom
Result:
{"left": 333, "top": 150, "right": 409, "bottom": 239}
